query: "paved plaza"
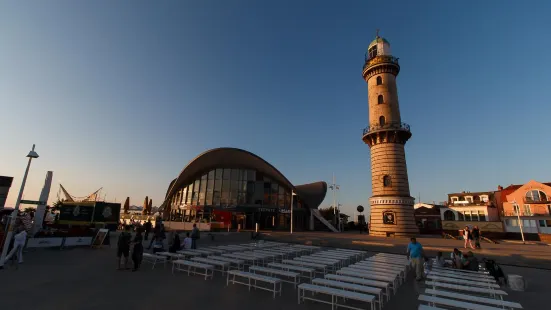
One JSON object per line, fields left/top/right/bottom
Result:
{"left": 0, "top": 232, "right": 549, "bottom": 310}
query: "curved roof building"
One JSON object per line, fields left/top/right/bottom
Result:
{"left": 161, "top": 148, "right": 328, "bottom": 230}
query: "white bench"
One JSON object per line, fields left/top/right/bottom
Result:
{"left": 314, "top": 253, "right": 352, "bottom": 264}
{"left": 283, "top": 259, "right": 329, "bottom": 275}
{"left": 208, "top": 256, "right": 245, "bottom": 270}
{"left": 336, "top": 270, "right": 396, "bottom": 294}
{"left": 172, "top": 259, "right": 214, "bottom": 280}
{"left": 432, "top": 265, "right": 490, "bottom": 274}
{"left": 222, "top": 253, "right": 259, "bottom": 266}
{"left": 430, "top": 268, "right": 493, "bottom": 279}
{"left": 298, "top": 283, "right": 376, "bottom": 310}
{"left": 425, "top": 281, "right": 508, "bottom": 299}
{"left": 325, "top": 274, "right": 392, "bottom": 301}
{"left": 419, "top": 294, "right": 504, "bottom": 310}
{"left": 425, "top": 289, "right": 523, "bottom": 309}
{"left": 187, "top": 249, "right": 216, "bottom": 256}
{"left": 347, "top": 265, "right": 403, "bottom": 285}
{"left": 226, "top": 270, "right": 282, "bottom": 298}
{"left": 334, "top": 248, "right": 368, "bottom": 259}
{"left": 267, "top": 263, "right": 316, "bottom": 282}
{"left": 429, "top": 270, "right": 495, "bottom": 282}
{"left": 176, "top": 250, "right": 202, "bottom": 258}
{"left": 156, "top": 251, "right": 183, "bottom": 260}
{"left": 418, "top": 305, "right": 446, "bottom": 310}
{"left": 294, "top": 257, "right": 339, "bottom": 270}
{"left": 191, "top": 257, "right": 230, "bottom": 274}
{"left": 142, "top": 253, "right": 168, "bottom": 269}
{"left": 355, "top": 261, "right": 407, "bottom": 279}
{"left": 427, "top": 275, "right": 500, "bottom": 289}
{"left": 312, "top": 278, "right": 384, "bottom": 309}
{"left": 249, "top": 266, "right": 300, "bottom": 288}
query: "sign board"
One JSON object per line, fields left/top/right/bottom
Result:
{"left": 26, "top": 237, "right": 64, "bottom": 248}
{"left": 383, "top": 211, "right": 396, "bottom": 225}
{"left": 91, "top": 229, "right": 109, "bottom": 248}
{"left": 93, "top": 202, "right": 121, "bottom": 224}
{"left": 64, "top": 236, "right": 93, "bottom": 247}
{"left": 59, "top": 204, "right": 94, "bottom": 224}
{"left": 20, "top": 200, "right": 46, "bottom": 205}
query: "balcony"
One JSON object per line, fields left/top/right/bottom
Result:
{"left": 363, "top": 55, "right": 400, "bottom": 70}
{"left": 362, "top": 121, "right": 410, "bottom": 136}
{"left": 523, "top": 197, "right": 550, "bottom": 204}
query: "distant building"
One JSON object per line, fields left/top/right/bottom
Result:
{"left": 446, "top": 191, "right": 499, "bottom": 222}
{"left": 495, "top": 180, "right": 551, "bottom": 236}
{"left": 0, "top": 176, "right": 14, "bottom": 209}
{"left": 414, "top": 203, "right": 444, "bottom": 234}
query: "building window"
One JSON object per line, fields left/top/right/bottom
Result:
{"left": 471, "top": 211, "right": 479, "bottom": 222}
{"left": 443, "top": 210, "right": 455, "bottom": 221}
{"left": 464, "top": 212, "right": 471, "bottom": 221}
{"left": 377, "top": 95, "right": 384, "bottom": 104}
{"left": 480, "top": 195, "right": 489, "bottom": 202}
{"left": 451, "top": 197, "right": 458, "bottom": 203}
{"left": 376, "top": 76, "right": 382, "bottom": 85}
{"left": 465, "top": 196, "right": 473, "bottom": 203}
{"left": 457, "top": 212, "right": 464, "bottom": 221}
{"left": 379, "top": 116, "right": 385, "bottom": 126}
{"left": 368, "top": 46, "right": 377, "bottom": 59}
{"left": 525, "top": 190, "right": 548, "bottom": 202}
{"left": 513, "top": 204, "right": 520, "bottom": 215}
{"left": 523, "top": 205, "right": 532, "bottom": 216}
{"left": 383, "top": 175, "right": 391, "bottom": 187}
{"left": 478, "top": 211, "right": 486, "bottom": 221}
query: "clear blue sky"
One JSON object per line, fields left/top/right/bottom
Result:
{"left": 1, "top": 1, "right": 550, "bottom": 216}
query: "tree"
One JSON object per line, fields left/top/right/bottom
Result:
{"left": 52, "top": 200, "right": 63, "bottom": 211}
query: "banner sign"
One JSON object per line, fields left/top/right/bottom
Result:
{"left": 59, "top": 204, "right": 94, "bottom": 224}
{"left": 93, "top": 202, "right": 121, "bottom": 224}
{"left": 64, "top": 236, "right": 93, "bottom": 247}
{"left": 26, "top": 237, "right": 64, "bottom": 248}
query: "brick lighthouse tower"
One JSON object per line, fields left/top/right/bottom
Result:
{"left": 362, "top": 32, "right": 418, "bottom": 237}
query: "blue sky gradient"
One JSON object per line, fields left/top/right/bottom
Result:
{"left": 1, "top": 1, "right": 550, "bottom": 216}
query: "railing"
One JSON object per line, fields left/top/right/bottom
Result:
{"left": 363, "top": 55, "right": 400, "bottom": 70}
{"left": 503, "top": 212, "right": 538, "bottom": 217}
{"left": 523, "top": 197, "right": 550, "bottom": 204}
{"left": 362, "top": 121, "right": 410, "bottom": 136}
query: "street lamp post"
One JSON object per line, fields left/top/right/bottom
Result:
{"left": 513, "top": 200, "right": 525, "bottom": 244}
{"left": 329, "top": 174, "right": 340, "bottom": 231}
{"left": 290, "top": 191, "right": 296, "bottom": 234}
{"left": 0, "top": 144, "right": 39, "bottom": 269}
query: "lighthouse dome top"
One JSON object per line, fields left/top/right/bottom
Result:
{"left": 368, "top": 36, "right": 390, "bottom": 50}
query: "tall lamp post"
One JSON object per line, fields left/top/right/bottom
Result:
{"left": 290, "top": 191, "right": 297, "bottom": 234}
{"left": 0, "top": 144, "right": 39, "bottom": 269}
{"left": 512, "top": 200, "right": 525, "bottom": 244}
{"left": 329, "top": 174, "right": 340, "bottom": 231}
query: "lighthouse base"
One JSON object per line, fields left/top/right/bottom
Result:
{"left": 368, "top": 196, "right": 419, "bottom": 237}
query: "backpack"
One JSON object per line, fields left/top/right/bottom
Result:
{"left": 484, "top": 259, "right": 506, "bottom": 283}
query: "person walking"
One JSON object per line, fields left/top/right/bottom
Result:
{"left": 143, "top": 219, "right": 152, "bottom": 241}
{"left": 407, "top": 237, "right": 425, "bottom": 281}
{"left": 190, "top": 224, "right": 200, "bottom": 249}
{"left": 4, "top": 226, "right": 27, "bottom": 267}
{"left": 131, "top": 228, "right": 144, "bottom": 272}
{"left": 472, "top": 226, "right": 481, "bottom": 249}
{"left": 463, "top": 226, "right": 475, "bottom": 249}
{"left": 117, "top": 225, "right": 132, "bottom": 270}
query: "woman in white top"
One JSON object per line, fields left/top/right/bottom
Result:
{"left": 5, "top": 227, "right": 27, "bottom": 264}
{"left": 463, "top": 226, "right": 474, "bottom": 249}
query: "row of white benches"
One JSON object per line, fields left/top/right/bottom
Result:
{"left": 298, "top": 252, "right": 409, "bottom": 310}
{"left": 418, "top": 263, "right": 523, "bottom": 310}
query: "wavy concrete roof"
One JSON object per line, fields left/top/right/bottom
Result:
{"left": 163, "top": 147, "right": 327, "bottom": 209}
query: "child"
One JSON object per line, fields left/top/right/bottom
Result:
{"left": 435, "top": 251, "right": 446, "bottom": 267}
{"left": 182, "top": 232, "right": 192, "bottom": 249}
{"left": 152, "top": 235, "right": 164, "bottom": 254}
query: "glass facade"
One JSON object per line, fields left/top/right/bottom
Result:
{"left": 167, "top": 168, "right": 303, "bottom": 214}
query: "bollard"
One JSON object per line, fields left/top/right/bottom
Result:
{"left": 255, "top": 223, "right": 259, "bottom": 233}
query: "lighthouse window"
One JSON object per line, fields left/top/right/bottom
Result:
{"left": 377, "top": 95, "right": 384, "bottom": 104}
{"left": 368, "top": 46, "right": 378, "bottom": 59}
{"left": 379, "top": 116, "right": 386, "bottom": 126}
{"left": 383, "top": 175, "right": 392, "bottom": 187}
{"left": 376, "top": 76, "right": 382, "bottom": 85}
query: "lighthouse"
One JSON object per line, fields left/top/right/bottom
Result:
{"left": 362, "top": 32, "right": 418, "bottom": 237}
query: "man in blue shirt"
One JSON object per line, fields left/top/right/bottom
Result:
{"left": 407, "top": 237, "right": 425, "bottom": 281}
